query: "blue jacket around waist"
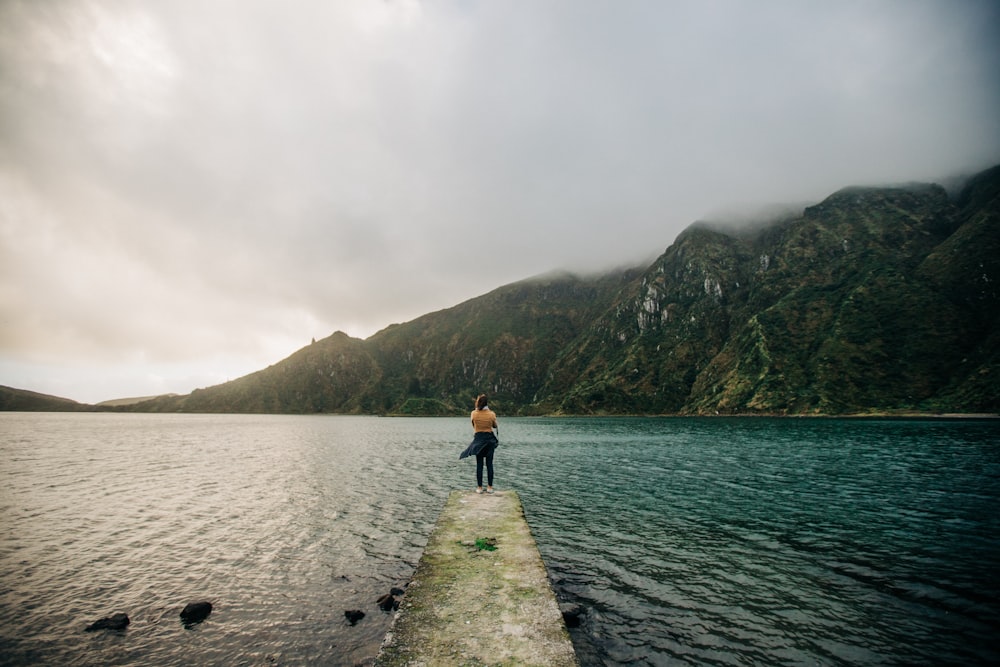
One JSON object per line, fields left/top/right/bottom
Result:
{"left": 459, "top": 431, "right": 498, "bottom": 459}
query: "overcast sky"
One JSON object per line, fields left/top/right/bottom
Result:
{"left": 2, "top": 0, "right": 999, "bottom": 404}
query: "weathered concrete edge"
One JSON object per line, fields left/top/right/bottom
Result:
{"left": 373, "top": 490, "right": 578, "bottom": 666}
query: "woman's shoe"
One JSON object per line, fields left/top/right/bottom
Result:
{"left": 486, "top": 487, "right": 494, "bottom": 494}
{"left": 476, "top": 487, "right": 483, "bottom": 494}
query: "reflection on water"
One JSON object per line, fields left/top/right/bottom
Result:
{"left": 1, "top": 414, "right": 998, "bottom": 665}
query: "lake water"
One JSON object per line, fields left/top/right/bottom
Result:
{"left": 1, "top": 413, "right": 998, "bottom": 666}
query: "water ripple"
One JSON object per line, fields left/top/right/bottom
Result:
{"left": 1, "top": 414, "right": 998, "bottom": 666}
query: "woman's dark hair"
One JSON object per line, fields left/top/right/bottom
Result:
{"left": 475, "top": 394, "right": 488, "bottom": 410}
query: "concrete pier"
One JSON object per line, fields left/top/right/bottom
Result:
{"left": 374, "top": 490, "right": 578, "bottom": 666}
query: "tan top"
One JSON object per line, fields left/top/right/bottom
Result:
{"left": 471, "top": 408, "right": 498, "bottom": 433}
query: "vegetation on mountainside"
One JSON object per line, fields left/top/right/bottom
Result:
{"left": 553, "top": 176, "right": 999, "bottom": 416}
{"left": 0, "top": 385, "right": 94, "bottom": 412}
{"left": 128, "top": 331, "right": 381, "bottom": 414}
{"left": 7, "top": 165, "right": 998, "bottom": 416}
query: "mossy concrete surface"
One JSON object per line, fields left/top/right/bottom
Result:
{"left": 374, "top": 490, "right": 578, "bottom": 666}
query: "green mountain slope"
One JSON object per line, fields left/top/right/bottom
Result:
{"left": 130, "top": 331, "right": 381, "bottom": 413}
{"left": 132, "top": 271, "right": 640, "bottom": 414}
{"left": 0, "top": 385, "right": 94, "bottom": 412}
{"left": 113, "top": 164, "right": 1000, "bottom": 416}
{"left": 362, "top": 270, "right": 641, "bottom": 414}
{"left": 546, "top": 172, "right": 998, "bottom": 415}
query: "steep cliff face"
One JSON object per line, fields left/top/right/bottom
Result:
{"left": 542, "top": 173, "right": 997, "bottom": 415}
{"left": 537, "top": 225, "right": 750, "bottom": 414}
{"left": 913, "top": 165, "right": 1000, "bottom": 412}
{"left": 115, "top": 165, "right": 999, "bottom": 416}
{"left": 687, "top": 184, "right": 963, "bottom": 414}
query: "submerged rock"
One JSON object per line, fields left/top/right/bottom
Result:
{"left": 180, "top": 601, "right": 213, "bottom": 626}
{"left": 344, "top": 609, "right": 365, "bottom": 625}
{"left": 376, "top": 585, "right": 406, "bottom": 611}
{"left": 376, "top": 594, "right": 398, "bottom": 612}
{"left": 85, "top": 613, "right": 130, "bottom": 632}
{"left": 559, "top": 603, "right": 585, "bottom": 628}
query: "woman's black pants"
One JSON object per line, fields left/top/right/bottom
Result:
{"left": 476, "top": 446, "right": 494, "bottom": 487}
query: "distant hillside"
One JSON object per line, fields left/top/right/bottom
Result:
{"left": 112, "top": 164, "right": 1000, "bottom": 416}
{"left": 96, "top": 394, "right": 178, "bottom": 407}
{"left": 126, "top": 270, "right": 640, "bottom": 415}
{"left": 0, "top": 385, "right": 94, "bottom": 412}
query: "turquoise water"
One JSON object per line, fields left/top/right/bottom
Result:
{"left": 1, "top": 414, "right": 998, "bottom": 665}
{"left": 506, "top": 417, "right": 1000, "bottom": 665}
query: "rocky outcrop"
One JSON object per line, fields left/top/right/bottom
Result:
{"left": 559, "top": 603, "right": 585, "bottom": 628}
{"left": 84, "top": 612, "right": 130, "bottom": 632}
{"left": 180, "top": 601, "right": 212, "bottom": 626}
{"left": 376, "top": 587, "right": 405, "bottom": 612}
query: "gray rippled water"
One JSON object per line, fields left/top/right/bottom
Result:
{"left": 1, "top": 413, "right": 998, "bottom": 666}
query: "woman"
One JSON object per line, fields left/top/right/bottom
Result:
{"left": 459, "top": 393, "right": 499, "bottom": 494}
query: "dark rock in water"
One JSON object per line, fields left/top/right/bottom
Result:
{"left": 180, "top": 601, "right": 213, "bottom": 626}
{"left": 344, "top": 609, "right": 365, "bottom": 625}
{"left": 560, "top": 603, "right": 585, "bottom": 628}
{"left": 390, "top": 587, "right": 406, "bottom": 597}
{"left": 376, "top": 594, "right": 397, "bottom": 612}
{"left": 85, "top": 613, "right": 130, "bottom": 632}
